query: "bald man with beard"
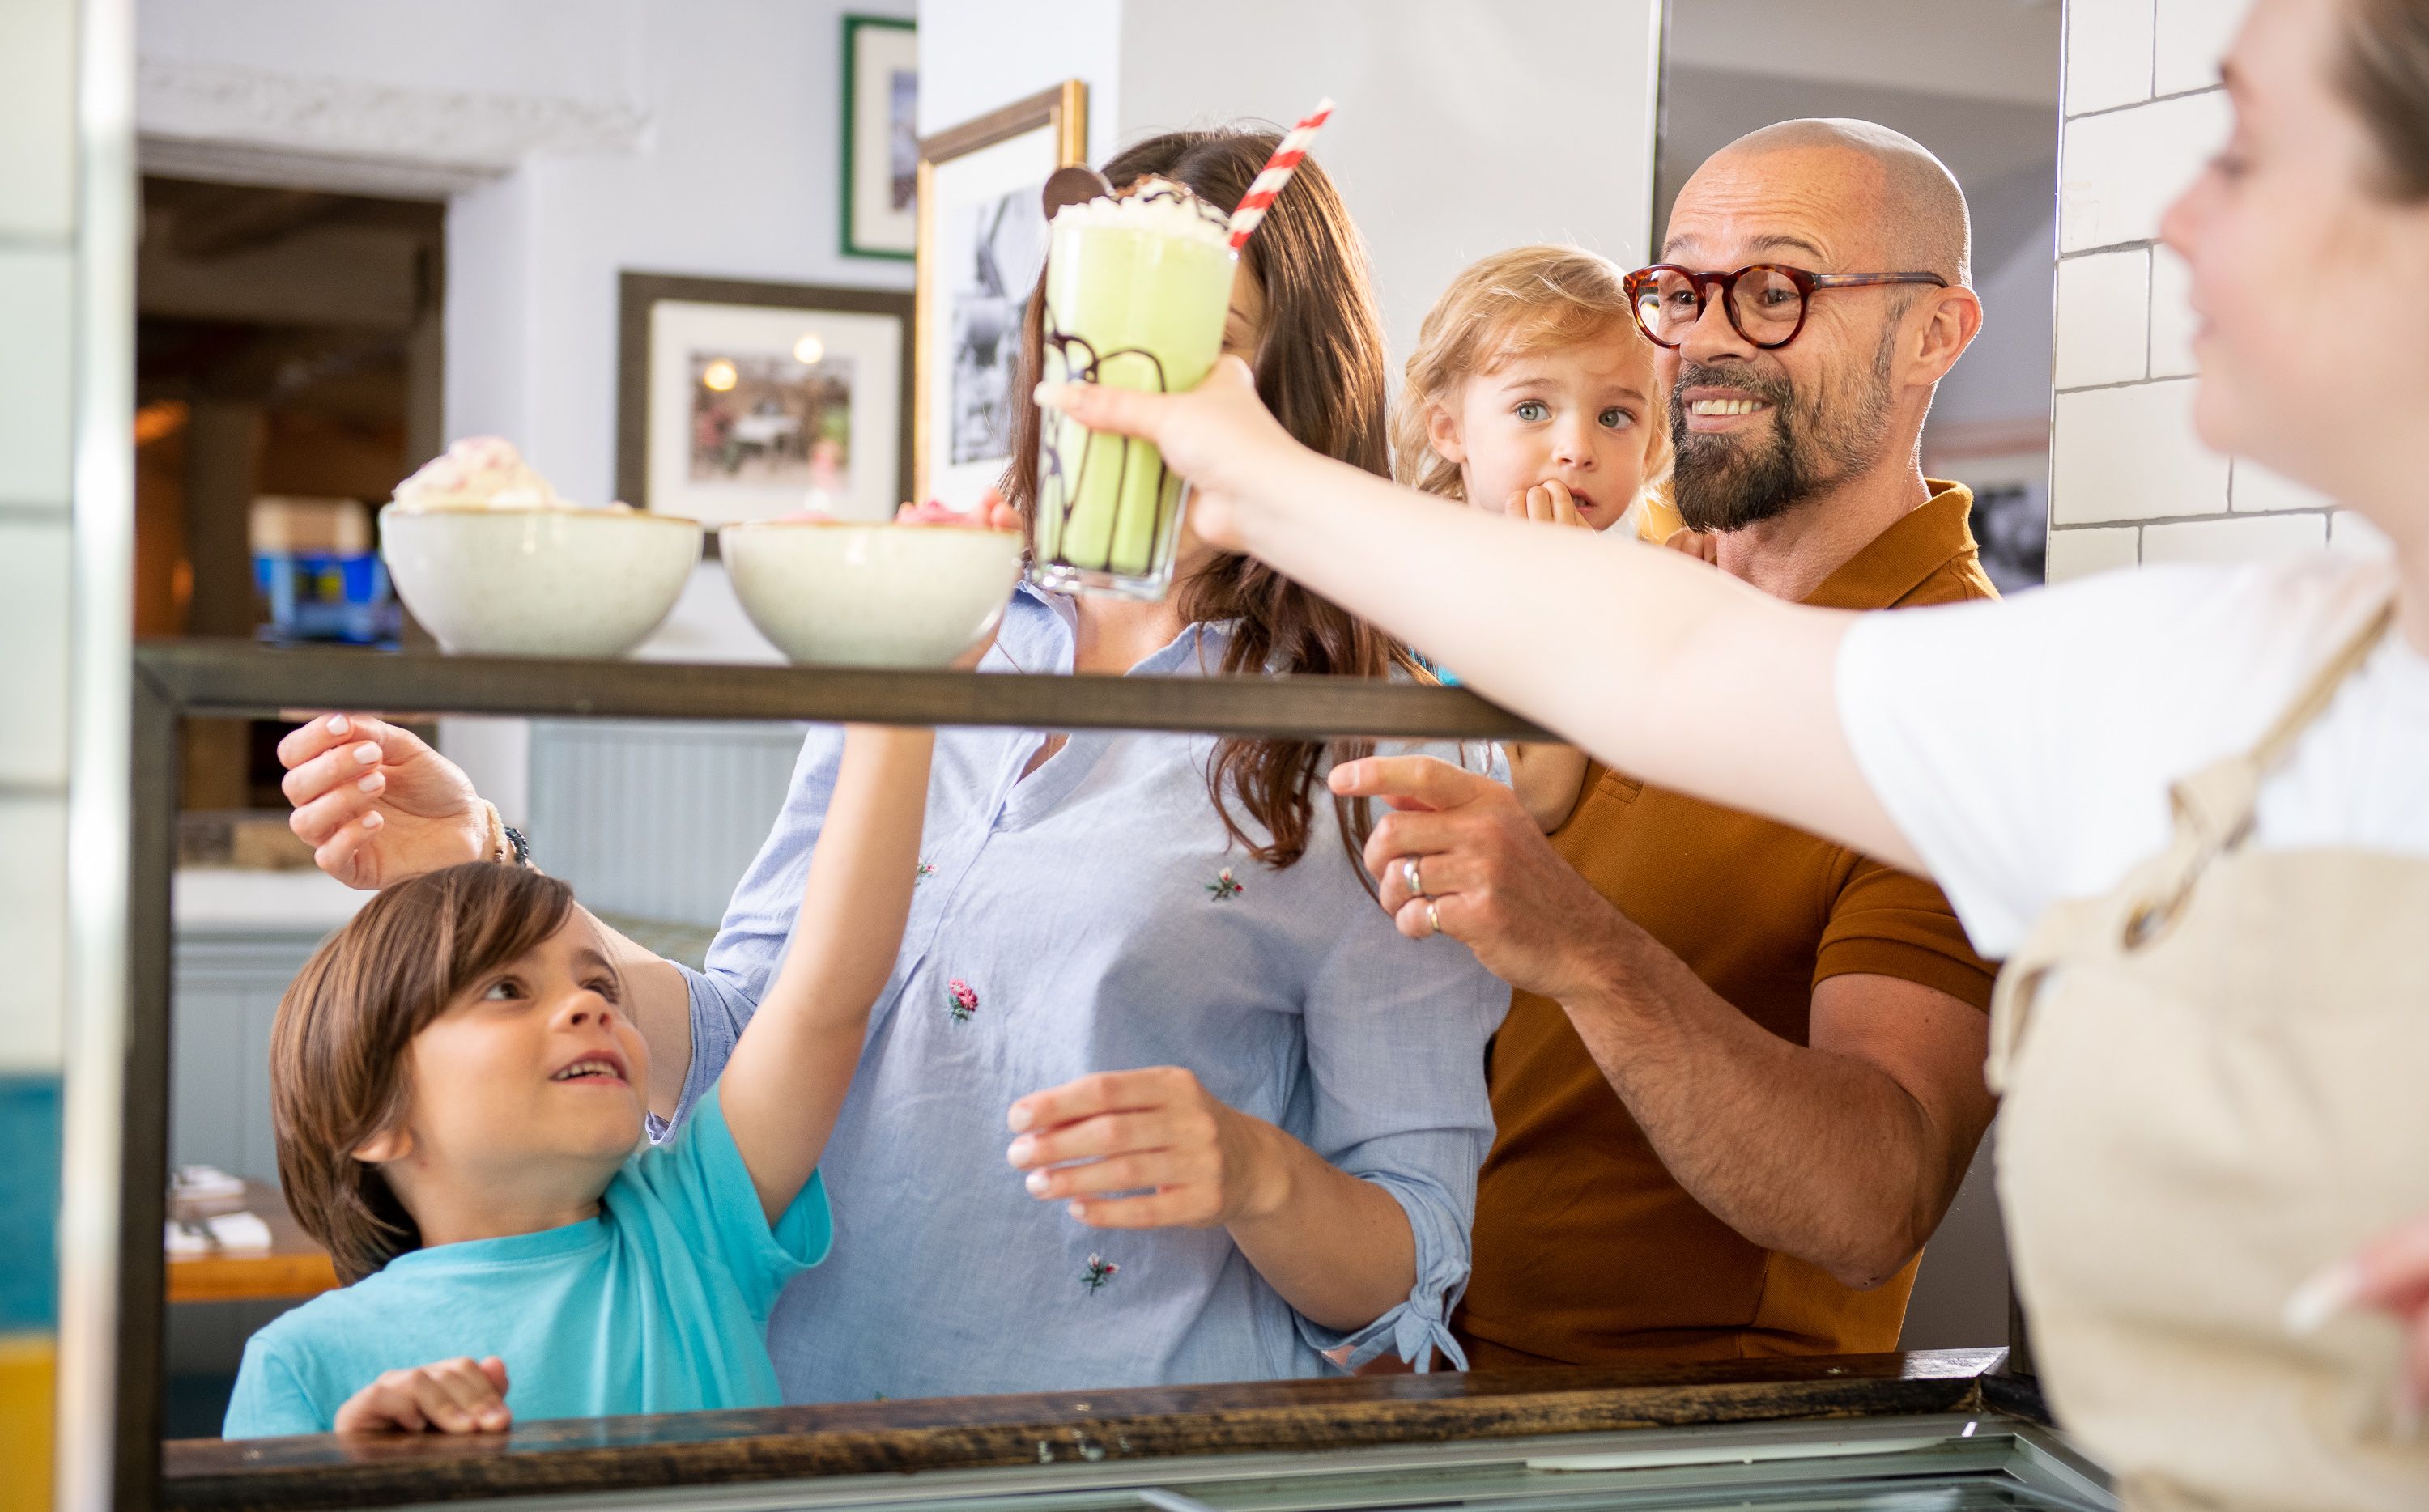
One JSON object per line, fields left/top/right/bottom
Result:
{"left": 1342, "top": 119, "right": 2006, "bottom": 1368}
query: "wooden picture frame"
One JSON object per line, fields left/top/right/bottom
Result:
{"left": 615, "top": 271, "right": 914, "bottom": 529}
{"left": 912, "top": 81, "right": 1087, "bottom": 506}
{"left": 840, "top": 14, "right": 918, "bottom": 260}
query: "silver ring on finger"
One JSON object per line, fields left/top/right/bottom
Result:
{"left": 1402, "top": 855, "right": 1425, "bottom": 899}
{"left": 1427, "top": 900, "right": 1442, "bottom": 937}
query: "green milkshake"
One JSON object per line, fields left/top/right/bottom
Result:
{"left": 1032, "top": 180, "right": 1236, "bottom": 598}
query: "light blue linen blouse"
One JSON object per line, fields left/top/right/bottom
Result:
{"left": 674, "top": 583, "right": 1508, "bottom": 1404}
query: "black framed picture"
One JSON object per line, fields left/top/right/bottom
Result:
{"left": 841, "top": 14, "right": 917, "bottom": 260}
{"left": 615, "top": 271, "right": 914, "bottom": 525}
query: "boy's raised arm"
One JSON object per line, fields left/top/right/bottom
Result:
{"left": 718, "top": 724, "right": 934, "bottom": 1222}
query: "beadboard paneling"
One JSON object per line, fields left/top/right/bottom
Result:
{"left": 526, "top": 720, "right": 808, "bottom": 928}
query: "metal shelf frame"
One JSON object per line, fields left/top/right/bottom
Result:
{"left": 117, "top": 640, "right": 1551, "bottom": 1509}
{"left": 118, "top": 640, "right": 2042, "bottom": 1511}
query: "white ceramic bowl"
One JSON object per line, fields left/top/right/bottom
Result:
{"left": 720, "top": 521, "right": 1023, "bottom": 668}
{"left": 381, "top": 506, "right": 702, "bottom": 658}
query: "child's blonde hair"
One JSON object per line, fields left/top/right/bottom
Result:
{"left": 1392, "top": 244, "right": 1673, "bottom": 508}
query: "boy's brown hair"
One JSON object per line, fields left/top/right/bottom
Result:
{"left": 1391, "top": 244, "right": 1674, "bottom": 505}
{"left": 271, "top": 862, "right": 575, "bottom": 1283}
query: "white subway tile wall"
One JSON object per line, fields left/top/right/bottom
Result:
{"left": 2153, "top": 0, "right": 2244, "bottom": 97}
{"left": 2045, "top": 0, "right": 2350, "bottom": 586}
{"left": 2146, "top": 244, "right": 2200, "bottom": 378}
{"left": 2143, "top": 512, "right": 2329, "bottom": 566}
{"left": 0, "top": 250, "right": 76, "bottom": 512}
{"left": 2230, "top": 460, "right": 2332, "bottom": 515}
{"left": 2058, "top": 90, "right": 2230, "bottom": 253}
{"left": 2046, "top": 525, "right": 2141, "bottom": 580}
{"left": 2062, "top": 0, "right": 2154, "bottom": 117}
{"left": 0, "top": 520, "right": 71, "bottom": 788}
{"left": 0, "top": 800, "right": 68, "bottom": 1072}
{"left": 2052, "top": 380, "right": 2228, "bottom": 525}
{"left": 0, "top": 0, "right": 76, "bottom": 240}
{"left": 2330, "top": 512, "right": 2397, "bottom": 559}
{"left": 2053, "top": 249, "right": 2149, "bottom": 389}
{"left": 0, "top": 0, "right": 77, "bottom": 1094}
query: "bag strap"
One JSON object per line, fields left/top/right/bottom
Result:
{"left": 2248, "top": 595, "right": 2400, "bottom": 775}
{"left": 1988, "top": 588, "right": 2401, "bottom": 1089}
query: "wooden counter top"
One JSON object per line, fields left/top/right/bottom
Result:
{"left": 164, "top": 1348, "right": 2027, "bottom": 1511}
{"left": 168, "top": 1181, "right": 338, "bottom": 1306}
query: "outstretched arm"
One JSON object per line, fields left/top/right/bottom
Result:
{"left": 277, "top": 713, "right": 699, "bottom": 1117}
{"left": 719, "top": 724, "right": 933, "bottom": 1223}
{"left": 1037, "top": 363, "right": 1920, "bottom": 873}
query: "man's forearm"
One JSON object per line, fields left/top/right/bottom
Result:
{"left": 1556, "top": 915, "right": 1953, "bottom": 1289}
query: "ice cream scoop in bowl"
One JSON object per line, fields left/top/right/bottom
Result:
{"left": 721, "top": 499, "right": 1023, "bottom": 668}
{"left": 380, "top": 438, "right": 701, "bottom": 658}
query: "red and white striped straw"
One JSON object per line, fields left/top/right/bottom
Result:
{"left": 1227, "top": 97, "right": 1335, "bottom": 251}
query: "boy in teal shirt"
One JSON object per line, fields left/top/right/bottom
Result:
{"left": 225, "top": 724, "right": 931, "bottom": 1437}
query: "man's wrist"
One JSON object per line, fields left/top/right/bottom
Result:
{"left": 1551, "top": 907, "right": 1657, "bottom": 1024}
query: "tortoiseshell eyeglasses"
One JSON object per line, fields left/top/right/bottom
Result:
{"left": 1623, "top": 264, "right": 1950, "bottom": 351}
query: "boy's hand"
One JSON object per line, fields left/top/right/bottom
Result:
{"left": 1501, "top": 480, "right": 1589, "bottom": 529}
{"left": 333, "top": 1356, "right": 511, "bottom": 1434}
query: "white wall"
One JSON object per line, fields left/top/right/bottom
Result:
{"left": 2048, "top": 0, "right": 2387, "bottom": 578}
{"left": 915, "top": 0, "right": 1125, "bottom": 164}
{"left": 919, "top": 0, "right": 1663, "bottom": 366}
{"left": 0, "top": 0, "right": 79, "bottom": 1082}
{"left": 139, "top": 0, "right": 921, "bottom": 805}
{"left": 7, "top": 0, "right": 134, "bottom": 1497}
{"left": 1117, "top": 0, "right": 1662, "bottom": 363}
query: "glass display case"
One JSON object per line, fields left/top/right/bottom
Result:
{"left": 125, "top": 644, "right": 2099, "bottom": 1512}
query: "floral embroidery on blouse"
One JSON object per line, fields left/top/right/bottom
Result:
{"left": 1082, "top": 1253, "right": 1120, "bottom": 1293}
{"left": 1204, "top": 867, "right": 1243, "bottom": 902}
{"left": 914, "top": 860, "right": 936, "bottom": 885}
{"left": 947, "top": 978, "right": 979, "bottom": 1023}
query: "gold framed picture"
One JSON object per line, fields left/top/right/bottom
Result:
{"left": 912, "top": 80, "right": 1087, "bottom": 507}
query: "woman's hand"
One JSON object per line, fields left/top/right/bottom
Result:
{"left": 332, "top": 1356, "right": 510, "bottom": 1434}
{"left": 2292, "top": 1216, "right": 2429, "bottom": 1422}
{"left": 1503, "top": 480, "right": 1590, "bottom": 529}
{"left": 1006, "top": 1067, "right": 1284, "bottom": 1230}
{"left": 1034, "top": 356, "right": 1300, "bottom": 552}
{"left": 277, "top": 714, "right": 488, "bottom": 889}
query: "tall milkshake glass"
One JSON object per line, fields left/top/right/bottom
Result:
{"left": 1031, "top": 181, "right": 1236, "bottom": 600}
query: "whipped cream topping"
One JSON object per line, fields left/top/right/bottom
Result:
{"left": 392, "top": 436, "right": 626, "bottom": 511}
{"left": 1049, "top": 176, "right": 1233, "bottom": 248}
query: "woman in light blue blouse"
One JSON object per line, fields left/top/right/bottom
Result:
{"left": 278, "top": 128, "right": 1507, "bottom": 1402}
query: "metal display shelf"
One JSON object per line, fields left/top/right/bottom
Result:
{"left": 133, "top": 642, "right": 1559, "bottom": 740}
{"left": 120, "top": 642, "right": 2064, "bottom": 1512}
{"left": 156, "top": 1353, "right": 2096, "bottom": 1512}
{"left": 117, "top": 640, "right": 1551, "bottom": 1511}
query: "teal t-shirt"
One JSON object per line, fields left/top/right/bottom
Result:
{"left": 223, "top": 1087, "right": 830, "bottom": 1438}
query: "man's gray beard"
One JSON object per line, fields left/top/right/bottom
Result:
{"left": 1670, "top": 330, "right": 1898, "bottom": 534}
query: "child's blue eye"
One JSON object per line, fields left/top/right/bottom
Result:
{"left": 1514, "top": 401, "right": 1549, "bottom": 423}
{"left": 1600, "top": 407, "right": 1636, "bottom": 430}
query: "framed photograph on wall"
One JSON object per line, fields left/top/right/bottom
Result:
{"left": 615, "top": 271, "right": 914, "bottom": 528}
{"left": 841, "top": 15, "right": 917, "bottom": 259}
{"left": 912, "top": 80, "right": 1087, "bottom": 507}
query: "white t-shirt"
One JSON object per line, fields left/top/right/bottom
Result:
{"left": 1836, "top": 556, "right": 2429, "bottom": 960}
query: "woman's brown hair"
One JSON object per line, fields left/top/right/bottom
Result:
{"left": 1004, "top": 127, "right": 1423, "bottom": 872}
{"left": 1390, "top": 244, "right": 1673, "bottom": 504}
{"left": 270, "top": 863, "right": 576, "bottom": 1283}
{"left": 2338, "top": 0, "right": 2429, "bottom": 201}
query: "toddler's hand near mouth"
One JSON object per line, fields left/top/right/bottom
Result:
{"left": 1501, "top": 480, "right": 1593, "bottom": 530}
